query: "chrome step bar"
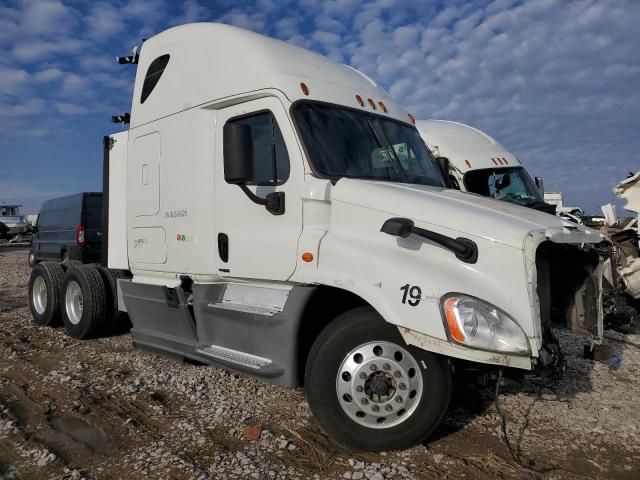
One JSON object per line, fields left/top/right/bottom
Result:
{"left": 197, "top": 344, "right": 272, "bottom": 369}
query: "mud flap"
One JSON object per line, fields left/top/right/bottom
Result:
{"left": 569, "top": 262, "right": 604, "bottom": 343}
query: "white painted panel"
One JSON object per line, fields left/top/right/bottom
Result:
{"left": 129, "top": 227, "right": 167, "bottom": 264}
{"left": 107, "top": 131, "right": 129, "bottom": 270}
{"left": 131, "top": 132, "right": 160, "bottom": 217}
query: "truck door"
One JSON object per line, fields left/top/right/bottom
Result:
{"left": 214, "top": 97, "right": 303, "bottom": 280}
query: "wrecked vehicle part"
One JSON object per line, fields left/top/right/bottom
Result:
{"left": 614, "top": 170, "right": 640, "bottom": 214}
{"left": 620, "top": 258, "right": 640, "bottom": 300}
{"left": 535, "top": 241, "right": 603, "bottom": 340}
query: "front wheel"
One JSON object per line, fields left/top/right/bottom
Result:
{"left": 305, "top": 307, "right": 451, "bottom": 451}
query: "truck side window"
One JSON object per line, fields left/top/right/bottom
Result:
{"left": 140, "top": 54, "right": 170, "bottom": 104}
{"left": 225, "top": 112, "right": 290, "bottom": 185}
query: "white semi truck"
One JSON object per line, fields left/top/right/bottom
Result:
{"left": 416, "top": 120, "right": 557, "bottom": 215}
{"left": 28, "top": 23, "right": 606, "bottom": 451}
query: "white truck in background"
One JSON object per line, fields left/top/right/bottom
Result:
{"left": 416, "top": 120, "right": 557, "bottom": 215}
{"left": 27, "top": 23, "right": 607, "bottom": 452}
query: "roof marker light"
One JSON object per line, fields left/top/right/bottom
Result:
{"left": 492, "top": 158, "right": 497, "bottom": 165}
{"left": 465, "top": 160, "right": 472, "bottom": 168}
{"left": 302, "top": 252, "right": 314, "bottom": 263}
{"left": 503, "top": 157, "right": 508, "bottom": 164}
{"left": 378, "top": 101, "right": 387, "bottom": 113}
{"left": 408, "top": 113, "right": 415, "bottom": 124}
{"left": 367, "top": 98, "right": 377, "bottom": 110}
{"left": 300, "top": 82, "right": 309, "bottom": 95}
{"left": 355, "top": 95, "right": 364, "bottom": 106}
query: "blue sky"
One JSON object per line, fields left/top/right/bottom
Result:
{"left": 0, "top": 0, "right": 638, "bottom": 216}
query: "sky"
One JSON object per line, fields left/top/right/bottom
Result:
{"left": 0, "top": 0, "right": 638, "bottom": 216}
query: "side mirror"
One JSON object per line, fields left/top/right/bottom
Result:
{"left": 223, "top": 122, "right": 254, "bottom": 184}
{"left": 534, "top": 176, "right": 544, "bottom": 194}
{"left": 434, "top": 156, "right": 451, "bottom": 187}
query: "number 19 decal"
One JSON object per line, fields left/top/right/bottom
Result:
{"left": 400, "top": 284, "right": 422, "bottom": 306}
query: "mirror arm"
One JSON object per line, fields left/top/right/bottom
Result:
{"left": 238, "top": 184, "right": 285, "bottom": 216}
{"left": 381, "top": 217, "right": 478, "bottom": 263}
{"left": 239, "top": 183, "right": 267, "bottom": 206}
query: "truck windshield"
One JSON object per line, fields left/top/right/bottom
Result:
{"left": 464, "top": 167, "right": 544, "bottom": 206}
{"left": 292, "top": 102, "right": 444, "bottom": 187}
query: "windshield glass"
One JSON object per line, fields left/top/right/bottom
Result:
{"left": 464, "top": 167, "right": 544, "bottom": 206}
{"left": 292, "top": 102, "right": 444, "bottom": 187}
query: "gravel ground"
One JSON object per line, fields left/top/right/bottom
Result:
{"left": 0, "top": 247, "right": 639, "bottom": 479}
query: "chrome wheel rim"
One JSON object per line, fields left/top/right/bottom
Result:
{"left": 336, "top": 341, "right": 423, "bottom": 429}
{"left": 32, "top": 276, "right": 47, "bottom": 315}
{"left": 65, "top": 281, "right": 83, "bottom": 325}
{"left": 29, "top": 253, "right": 35, "bottom": 264}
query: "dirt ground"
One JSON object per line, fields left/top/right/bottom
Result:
{"left": 0, "top": 247, "right": 639, "bottom": 479}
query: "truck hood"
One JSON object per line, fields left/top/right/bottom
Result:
{"left": 332, "top": 179, "right": 605, "bottom": 249}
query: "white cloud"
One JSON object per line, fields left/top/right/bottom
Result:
{"left": 34, "top": 68, "right": 64, "bottom": 82}
{"left": 0, "top": 67, "right": 30, "bottom": 95}
{"left": 12, "top": 38, "right": 86, "bottom": 62}
{"left": 21, "top": 0, "right": 78, "bottom": 35}
{"left": 84, "top": 2, "right": 126, "bottom": 41}
{"left": 54, "top": 102, "right": 90, "bottom": 115}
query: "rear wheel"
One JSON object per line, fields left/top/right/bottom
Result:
{"left": 305, "top": 307, "right": 451, "bottom": 451}
{"left": 60, "top": 265, "right": 107, "bottom": 339}
{"left": 28, "top": 262, "right": 64, "bottom": 326}
{"left": 28, "top": 250, "right": 37, "bottom": 267}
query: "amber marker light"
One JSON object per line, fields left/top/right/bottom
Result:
{"left": 367, "top": 98, "right": 377, "bottom": 110}
{"left": 444, "top": 297, "right": 465, "bottom": 344}
{"left": 378, "top": 101, "right": 387, "bottom": 113}
{"left": 407, "top": 113, "right": 415, "bottom": 124}
{"left": 355, "top": 95, "right": 364, "bottom": 106}
{"left": 465, "top": 160, "right": 472, "bottom": 168}
{"left": 302, "top": 252, "right": 314, "bottom": 263}
{"left": 300, "top": 82, "right": 309, "bottom": 95}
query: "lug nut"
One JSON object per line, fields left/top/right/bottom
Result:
{"left": 396, "top": 396, "right": 403, "bottom": 403}
{"left": 370, "top": 364, "right": 377, "bottom": 371}
{"left": 361, "top": 398, "right": 369, "bottom": 405}
{"left": 372, "top": 405, "right": 380, "bottom": 412}
{"left": 385, "top": 404, "right": 393, "bottom": 412}
{"left": 356, "top": 385, "right": 364, "bottom": 392}
{"left": 359, "top": 372, "right": 367, "bottom": 380}
{"left": 398, "top": 383, "right": 407, "bottom": 390}
{"left": 383, "top": 363, "right": 391, "bottom": 370}
{"left": 394, "top": 370, "right": 402, "bottom": 378}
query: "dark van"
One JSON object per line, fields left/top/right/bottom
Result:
{"left": 29, "top": 193, "right": 102, "bottom": 266}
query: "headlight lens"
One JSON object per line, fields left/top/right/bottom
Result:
{"left": 441, "top": 294, "right": 530, "bottom": 355}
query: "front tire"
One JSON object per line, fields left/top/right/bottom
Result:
{"left": 60, "top": 265, "right": 107, "bottom": 339}
{"left": 305, "top": 307, "right": 451, "bottom": 451}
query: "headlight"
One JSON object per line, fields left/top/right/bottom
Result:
{"left": 441, "top": 294, "right": 530, "bottom": 355}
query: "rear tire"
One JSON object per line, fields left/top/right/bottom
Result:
{"left": 96, "top": 267, "right": 131, "bottom": 334}
{"left": 28, "top": 262, "right": 64, "bottom": 326}
{"left": 28, "top": 250, "right": 38, "bottom": 267}
{"left": 305, "top": 307, "right": 451, "bottom": 451}
{"left": 60, "top": 265, "right": 107, "bottom": 339}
